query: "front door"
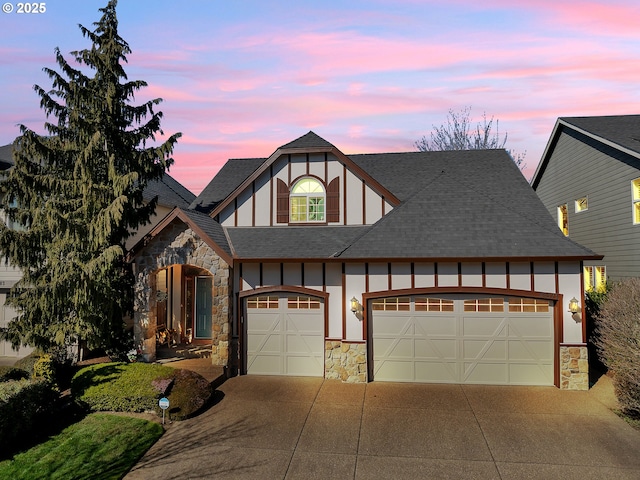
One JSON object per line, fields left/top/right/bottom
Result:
{"left": 195, "top": 276, "right": 213, "bottom": 339}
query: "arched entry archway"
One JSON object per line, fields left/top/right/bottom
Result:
{"left": 155, "top": 264, "right": 214, "bottom": 345}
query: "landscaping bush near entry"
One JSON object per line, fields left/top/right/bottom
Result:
{"left": 595, "top": 278, "right": 640, "bottom": 416}
{"left": 71, "top": 362, "right": 212, "bottom": 420}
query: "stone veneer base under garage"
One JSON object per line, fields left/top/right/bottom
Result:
{"left": 325, "top": 341, "right": 367, "bottom": 383}
{"left": 560, "top": 345, "right": 589, "bottom": 390}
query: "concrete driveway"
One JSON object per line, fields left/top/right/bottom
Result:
{"left": 125, "top": 376, "right": 640, "bottom": 480}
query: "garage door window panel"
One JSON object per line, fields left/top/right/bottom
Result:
{"left": 464, "top": 298, "right": 504, "bottom": 312}
{"left": 372, "top": 297, "right": 411, "bottom": 311}
{"left": 508, "top": 297, "right": 550, "bottom": 313}
{"left": 287, "top": 296, "right": 321, "bottom": 309}
{"left": 248, "top": 296, "right": 279, "bottom": 309}
{"left": 415, "top": 297, "right": 454, "bottom": 312}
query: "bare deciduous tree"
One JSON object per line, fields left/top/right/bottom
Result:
{"left": 415, "top": 106, "right": 526, "bottom": 168}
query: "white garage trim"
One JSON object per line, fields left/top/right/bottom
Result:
{"left": 242, "top": 288, "right": 327, "bottom": 376}
{"left": 367, "top": 289, "right": 559, "bottom": 386}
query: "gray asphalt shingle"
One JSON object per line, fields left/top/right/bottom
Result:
{"left": 560, "top": 115, "right": 640, "bottom": 156}
{"left": 190, "top": 158, "right": 265, "bottom": 213}
{"left": 185, "top": 133, "right": 599, "bottom": 261}
{"left": 226, "top": 225, "right": 367, "bottom": 259}
{"left": 179, "top": 208, "right": 232, "bottom": 258}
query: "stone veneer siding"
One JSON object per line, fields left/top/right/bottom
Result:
{"left": 325, "top": 341, "right": 367, "bottom": 383}
{"left": 560, "top": 345, "right": 589, "bottom": 390}
{"left": 133, "top": 221, "right": 231, "bottom": 364}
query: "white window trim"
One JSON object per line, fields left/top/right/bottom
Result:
{"left": 290, "top": 178, "right": 326, "bottom": 223}
{"left": 575, "top": 196, "right": 588, "bottom": 213}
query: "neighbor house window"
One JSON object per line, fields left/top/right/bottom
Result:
{"left": 557, "top": 204, "right": 568, "bottom": 236}
{"left": 632, "top": 179, "right": 640, "bottom": 224}
{"left": 584, "top": 266, "right": 607, "bottom": 292}
{"left": 290, "top": 178, "right": 325, "bottom": 222}
{"left": 575, "top": 197, "right": 588, "bottom": 212}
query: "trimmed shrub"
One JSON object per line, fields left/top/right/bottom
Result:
{"left": 595, "top": 278, "right": 640, "bottom": 415}
{"left": 0, "top": 366, "right": 29, "bottom": 382}
{"left": 0, "top": 378, "right": 60, "bottom": 456}
{"left": 71, "top": 362, "right": 176, "bottom": 413}
{"left": 163, "top": 368, "right": 212, "bottom": 421}
{"left": 71, "top": 362, "right": 212, "bottom": 420}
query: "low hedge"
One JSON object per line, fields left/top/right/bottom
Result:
{"left": 0, "top": 378, "right": 60, "bottom": 457}
{"left": 71, "top": 362, "right": 212, "bottom": 420}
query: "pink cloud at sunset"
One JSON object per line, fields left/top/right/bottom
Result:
{"left": 1, "top": 0, "right": 639, "bottom": 194}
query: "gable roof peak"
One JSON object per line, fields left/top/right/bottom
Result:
{"left": 278, "top": 131, "right": 335, "bottom": 150}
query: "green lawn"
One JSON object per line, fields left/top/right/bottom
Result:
{"left": 0, "top": 413, "right": 163, "bottom": 480}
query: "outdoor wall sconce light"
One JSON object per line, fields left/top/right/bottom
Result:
{"left": 568, "top": 297, "right": 581, "bottom": 323}
{"left": 568, "top": 297, "right": 580, "bottom": 314}
{"left": 350, "top": 296, "right": 362, "bottom": 314}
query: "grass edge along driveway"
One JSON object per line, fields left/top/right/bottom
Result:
{"left": 0, "top": 413, "right": 163, "bottom": 480}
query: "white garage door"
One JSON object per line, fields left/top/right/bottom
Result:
{"left": 372, "top": 295, "right": 554, "bottom": 385}
{"left": 246, "top": 295, "right": 324, "bottom": 376}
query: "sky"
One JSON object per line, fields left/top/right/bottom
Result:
{"left": 1, "top": 0, "right": 640, "bottom": 195}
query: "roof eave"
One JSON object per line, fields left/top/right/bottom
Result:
{"left": 231, "top": 254, "right": 604, "bottom": 263}
{"left": 532, "top": 117, "right": 640, "bottom": 189}
{"left": 126, "top": 207, "right": 234, "bottom": 265}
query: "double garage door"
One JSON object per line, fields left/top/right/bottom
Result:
{"left": 371, "top": 295, "right": 554, "bottom": 385}
{"left": 245, "top": 295, "right": 324, "bottom": 376}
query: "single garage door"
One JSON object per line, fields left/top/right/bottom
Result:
{"left": 371, "top": 295, "right": 554, "bottom": 385}
{"left": 246, "top": 295, "right": 324, "bottom": 376}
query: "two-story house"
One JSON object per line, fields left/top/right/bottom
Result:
{"left": 532, "top": 115, "right": 640, "bottom": 291}
{"left": 130, "top": 131, "right": 600, "bottom": 390}
{"left": 0, "top": 141, "right": 196, "bottom": 358}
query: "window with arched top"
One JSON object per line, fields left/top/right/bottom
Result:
{"left": 290, "top": 178, "right": 325, "bottom": 222}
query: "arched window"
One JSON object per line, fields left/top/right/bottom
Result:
{"left": 290, "top": 178, "right": 325, "bottom": 222}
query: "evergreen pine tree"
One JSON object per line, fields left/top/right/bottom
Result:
{"left": 0, "top": 0, "right": 181, "bottom": 357}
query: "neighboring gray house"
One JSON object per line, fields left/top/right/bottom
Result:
{"left": 532, "top": 115, "right": 640, "bottom": 289}
{"left": 0, "top": 141, "right": 195, "bottom": 358}
{"left": 130, "top": 131, "right": 600, "bottom": 390}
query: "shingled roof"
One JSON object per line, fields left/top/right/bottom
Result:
{"left": 190, "top": 158, "right": 264, "bottom": 213}
{"left": 144, "top": 174, "right": 195, "bottom": 208}
{"left": 558, "top": 115, "right": 640, "bottom": 157}
{"left": 278, "top": 131, "right": 335, "bottom": 150}
{"left": 532, "top": 115, "right": 640, "bottom": 189}
{"left": 226, "top": 225, "right": 367, "bottom": 259}
{"left": 220, "top": 148, "right": 597, "bottom": 260}
{"left": 131, "top": 132, "right": 597, "bottom": 263}
{"left": 0, "top": 143, "right": 14, "bottom": 170}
